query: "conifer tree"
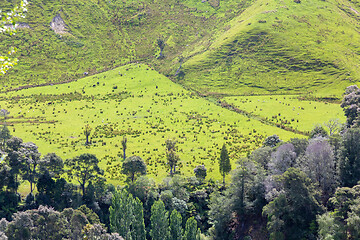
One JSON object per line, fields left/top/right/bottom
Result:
{"left": 219, "top": 144, "right": 231, "bottom": 185}
{"left": 150, "top": 200, "right": 170, "bottom": 240}
{"left": 170, "top": 209, "right": 183, "bottom": 240}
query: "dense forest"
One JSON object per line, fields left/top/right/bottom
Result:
{"left": 1, "top": 85, "right": 360, "bottom": 240}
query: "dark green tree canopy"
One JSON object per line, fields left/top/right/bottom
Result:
{"left": 39, "top": 153, "right": 64, "bottom": 178}
{"left": 122, "top": 155, "right": 146, "bottom": 182}
{"left": 18, "top": 142, "right": 41, "bottom": 193}
{"left": 65, "top": 153, "right": 104, "bottom": 196}
{"left": 263, "top": 135, "right": 281, "bottom": 148}
{"left": 249, "top": 146, "right": 272, "bottom": 170}
{"left": 194, "top": 165, "right": 207, "bottom": 180}
{"left": 309, "top": 124, "right": 328, "bottom": 139}
{"left": 339, "top": 128, "right": 360, "bottom": 187}
{"left": 5, "top": 136, "right": 23, "bottom": 152}
{"left": 288, "top": 138, "right": 308, "bottom": 157}
{"left": 263, "top": 168, "right": 323, "bottom": 240}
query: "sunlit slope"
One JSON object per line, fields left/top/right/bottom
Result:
{"left": 181, "top": 0, "right": 360, "bottom": 97}
{"left": 2, "top": 0, "right": 359, "bottom": 97}
{"left": 224, "top": 95, "right": 345, "bottom": 133}
{"left": 0, "top": 64, "right": 302, "bottom": 183}
{"left": 0, "top": 0, "right": 252, "bottom": 90}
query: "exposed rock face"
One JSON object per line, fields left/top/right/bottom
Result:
{"left": 4, "top": 22, "right": 30, "bottom": 30}
{"left": 50, "top": 13, "right": 68, "bottom": 34}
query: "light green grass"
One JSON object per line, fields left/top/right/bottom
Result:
{"left": 224, "top": 95, "right": 346, "bottom": 133}
{"left": 0, "top": 64, "right": 302, "bottom": 184}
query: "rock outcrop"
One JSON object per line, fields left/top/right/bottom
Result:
{"left": 50, "top": 13, "right": 68, "bottom": 34}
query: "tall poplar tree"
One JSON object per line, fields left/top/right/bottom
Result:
{"left": 170, "top": 209, "right": 183, "bottom": 240}
{"left": 0, "top": 125, "right": 11, "bottom": 149}
{"left": 150, "top": 200, "right": 170, "bottom": 240}
{"left": 109, "top": 189, "right": 134, "bottom": 240}
{"left": 110, "top": 189, "right": 146, "bottom": 240}
{"left": 132, "top": 198, "right": 146, "bottom": 240}
{"left": 219, "top": 144, "right": 231, "bottom": 185}
{"left": 184, "top": 217, "right": 197, "bottom": 240}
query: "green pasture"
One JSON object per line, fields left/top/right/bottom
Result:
{"left": 0, "top": 64, "right": 302, "bottom": 184}
{"left": 224, "top": 95, "right": 346, "bottom": 133}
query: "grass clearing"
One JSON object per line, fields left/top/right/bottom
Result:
{"left": 223, "top": 95, "right": 346, "bottom": 133}
{"left": 0, "top": 64, "right": 302, "bottom": 184}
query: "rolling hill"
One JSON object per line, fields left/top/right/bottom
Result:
{"left": 1, "top": 0, "right": 360, "bottom": 97}
{"left": 0, "top": 64, "right": 307, "bottom": 183}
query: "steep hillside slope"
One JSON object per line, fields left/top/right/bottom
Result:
{"left": 180, "top": 0, "right": 360, "bottom": 97}
{"left": 1, "top": 0, "right": 360, "bottom": 96}
{"left": 0, "top": 0, "right": 251, "bottom": 90}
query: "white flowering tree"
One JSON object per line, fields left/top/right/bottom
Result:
{"left": 0, "top": 0, "right": 28, "bottom": 75}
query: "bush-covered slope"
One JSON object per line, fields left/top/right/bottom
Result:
{"left": 1, "top": 0, "right": 360, "bottom": 96}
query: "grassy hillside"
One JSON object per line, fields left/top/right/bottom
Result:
{"left": 0, "top": 0, "right": 251, "bottom": 90}
{"left": 181, "top": 0, "right": 360, "bottom": 97}
{"left": 1, "top": 0, "right": 360, "bottom": 96}
{"left": 223, "top": 95, "right": 345, "bottom": 133}
{"left": 0, "top": 64, "right": 307, "bottom": 184}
